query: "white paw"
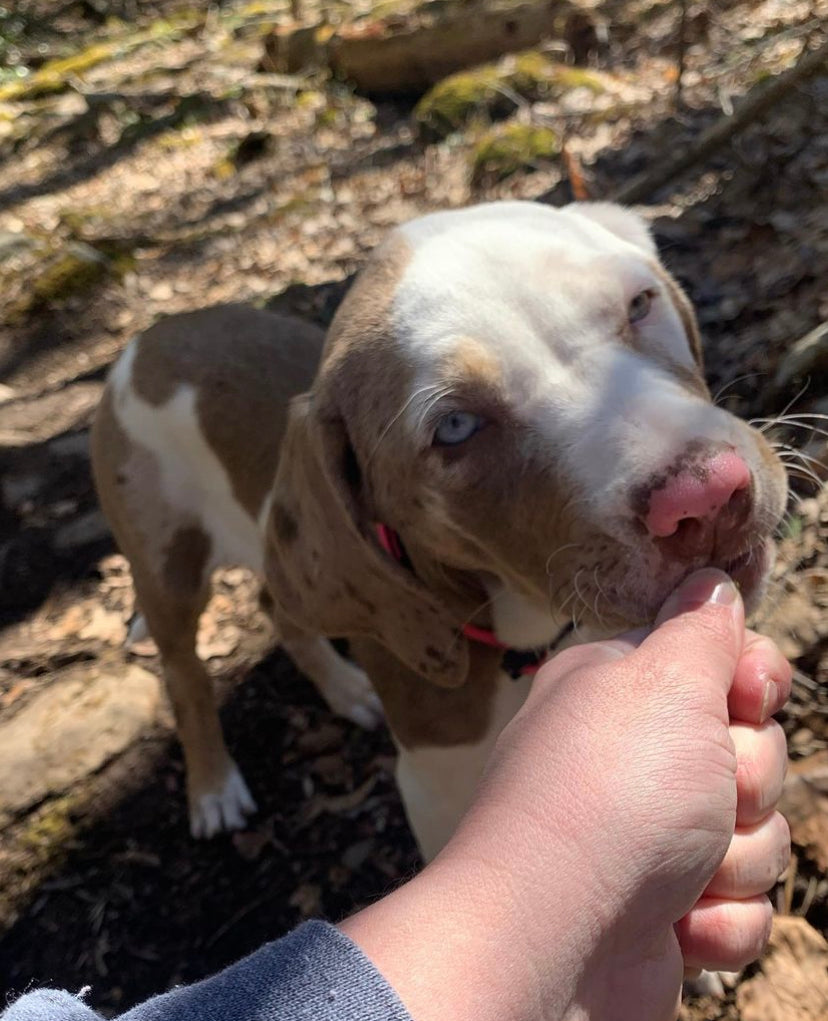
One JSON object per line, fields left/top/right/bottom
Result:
{"left": 324, "top": 663, "right": 384, "bottom": 730}
{"left": 189, "top": 763, "right": 257, "bottom": 839}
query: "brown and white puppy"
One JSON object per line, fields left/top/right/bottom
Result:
{"left": 92, "top": 201, "right": 788, "bottom": 856}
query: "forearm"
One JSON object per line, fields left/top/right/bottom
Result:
{"left": 3, "top": 922, "right": 411, "bottom": 1021}
{"left": 340, "top": 842, "right": 596, "bottom": 1021}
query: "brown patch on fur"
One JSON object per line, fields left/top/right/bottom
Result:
{"left": 322, "top": 234, "right": 412, "bottom": 359}
{"left": 265, "top": 234, "right": 472, "bottom": 688}
{"left": 264, "top": 388, "right": 470, "bottom": 689}
{"left": 667, "top": 361, "right": 710, "bottom": 399}
{"left": 350, "top": 637, "right": 502, "bottom": 748}
{"left": 652, "top": 263, "right": 706, "bottom": 371}
{"left": 441, "top": 337, "right": 504, "bottom": 389}
{"left": 163, "top": 524, "right": 211, "bottom": 595}
{"left": 91, "top": 386, "right": 165, "bottom": 566}
{"left": 131, "top": 304, "right": 324, "bottom": 518}
{"left": 621, "top": 263, "right": 710, "bottom": 400}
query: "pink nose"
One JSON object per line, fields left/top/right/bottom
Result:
{"left": 644, "top": 449, "right": 752, "bottom": 538}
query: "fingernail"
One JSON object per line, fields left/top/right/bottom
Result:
{"left": 760, "top": 679, "right": 774, "bottom": 721}
{"left": 657, "top": 568, "right": 739, "bottom": 624}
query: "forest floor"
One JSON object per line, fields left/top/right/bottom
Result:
{"left": 0, "top": 1, "right": 827, "bottom": 1017}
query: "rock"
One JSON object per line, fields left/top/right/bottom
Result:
{"left": 0, "top": 231, "right": 34, "bottom": 262}
{"left": 415, "top": 51, "right": 606, "bottom": 139}
{"left": 736, "top": 915, "right": 828, "bottom": 1021}
{"left": 470, "top": 120, "right": 560, "bottom": 185}
{"left": 10, "top": 243, "right": 114, "bottom": 322}
{"left": 262, "top": 1, "right": 578, "bottom": 95}
{"left": 0, "top": 385, "right": 100, "bottom": 447}
{"left": 0, "top": 662, "right": 160, "bottom": 817}
{"left": 260, "top": 22, "right": 327, "bottom": 75}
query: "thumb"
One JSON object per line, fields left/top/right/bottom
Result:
{"left": 635, "top": 568, "right": 745, "bottom": 699}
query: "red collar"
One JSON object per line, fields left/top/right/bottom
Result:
{"left": 374, "top": 523, "right": 558, "bottom": 678}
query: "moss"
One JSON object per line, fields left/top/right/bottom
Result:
{"left": 10, "top": 242, "right": 126, "bottom": 321}
{"left": 470, "top": 121, "right": 560, "bottom": 186}
{"left": 548, "top": 65, "right": 606, "bottom": 94}
{"left": 0, "top": 12, "right": 203, "bottom": 102}
{"left": 156, "top": 124, "right": 203, "bottom": 152}
{"left": 415, "top": 51, "right": 607, "bottom": 139}
{"left": 31, "top": 250, "right": 108, "bottom": 302}
{"left": 19, "top": 795, "right": 80, "bottom": 866}
{"left": 0, "top": 43, "right": 116, "bottom": 101}
{"left": 414, "top": 66, "right": 507, "bottom": 138}
{"left": 213, "top": 156, "right": 236, "bottom": 181}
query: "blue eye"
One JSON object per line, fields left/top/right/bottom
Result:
{"left": 434, "top": 411, "right": 483, "bottom": 446}
{"left": 628, "top": 290, "right": 652, "bottom": 323}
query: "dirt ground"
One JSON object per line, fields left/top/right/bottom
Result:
{"left": 1, "top": 1, "right": 827, "bottom": 1017}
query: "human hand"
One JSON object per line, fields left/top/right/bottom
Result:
{"left": 343, "top": 569, "right": 790, "bottom": 1021}
{"left": 448, "top": 568, "right": 790, "bottom": 1020}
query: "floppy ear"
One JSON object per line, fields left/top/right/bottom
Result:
{"left": 264, "top": 393, "right": 468, "bottom": 689}
{"left": 566, "top": 201, "right": 657, "bottom": 255}
{"left": 567, "top": 201, "right": 705, "bottom": 369}
{"left": 651, "top": 262, "right": 705, "bottom": 370}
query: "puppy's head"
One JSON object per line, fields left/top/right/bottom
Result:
{"left": 266, "top": 201, "right": 788, "bottom": 680}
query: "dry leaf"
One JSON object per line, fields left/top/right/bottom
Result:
{"left": 195, "top": 624, "right": 240, "bottom": 660}
{"left": 46, "top": 604, "right": 87, "bottom": 642}
{"left": 288, "top": 883, "right": 321, "bottom": 918}
{"left": 232, "top": 821, "right": 274, "bottom": 862}
{"left": 780, "top": 751, "right": 828, "bottom": 871}
{"left": 737, "top": 915, "right": 828, "bottom": 1021}
{"left": 302, "top": 775, "right": 377, "bottom": 823}
{"left": 78, "top": 605, "right": 127, "bottom": 646}
{"left": 1, "top": 680, "right": 33, "bottom": 708}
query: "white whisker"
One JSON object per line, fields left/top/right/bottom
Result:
{"left": 713, "top": 372, "right": 765, "bottom": 406}
{"left": 367, "top": 383, "right": 452, "bottom": 465}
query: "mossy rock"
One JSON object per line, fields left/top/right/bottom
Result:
{"left": 0, "top": 43, "right": 116, "bottom": 102}
{"left": 0, "top": 13, "right": 203, "bottom": 102}
{"left": 11, "top": 242, "right": 127, "bottom": 321}
{"left": 413, "top": 67, "right": 507, "bottom": 139}
{"left": 19, "top": 794, "right": 80, "bottom": 866}
{"left": 415, "top": 51, "right": 606, "bottom": 139}
{"left": 470, "top": 121, "right": 560, "bottom": 186}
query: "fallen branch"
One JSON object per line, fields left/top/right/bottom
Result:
{"left": 612, "top": 33, "right": 828, "bottom": 205}
{"left": 263, "top": 0, "right": 577, "bottom": 94}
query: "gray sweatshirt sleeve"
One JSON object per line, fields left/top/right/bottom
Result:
{"left": 2, "top": 920, "right": 413, "bottom": 1021}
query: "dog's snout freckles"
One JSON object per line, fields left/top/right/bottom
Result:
{"left": 636, "top": 446, "right": 752, "bottom": 540}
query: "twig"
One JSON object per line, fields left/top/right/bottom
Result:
{"left": 674, "top": 0, "right": 688, "bottom": 110}
{"left": 562, "top": 144, "right": 590, "bottom": 200}
{"left": 613, "top": 33, "right": 828, "bottom": 205}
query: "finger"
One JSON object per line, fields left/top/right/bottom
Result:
{"left": 730, "top": 630, "right": 791, "bottom": 722}
{"left": 535, "top": 628, "right": 648, "bottom": 685}
{"left": 732, "top": 721, "right": 788, "bottom": 827}
{"left": 676, "top": 896, "right": 773, "bottom": 972}
{"left": 704, "top": 813, "right": 791, "bottom": 899}
{"left": 635, "top": 570, "right": 745, "bottom": 702}
{"left": 729, "top": 631, "right": 792, "bottom": 725}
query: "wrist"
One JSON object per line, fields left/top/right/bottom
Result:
{"left": 341, "top": 830, "right": 600, "bottom": 1021}
{"left": 341, "top": 808, "right": 687, "bottom": 1021}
